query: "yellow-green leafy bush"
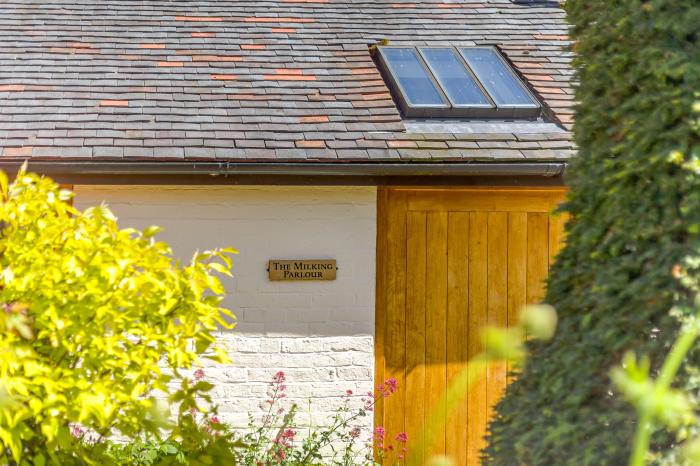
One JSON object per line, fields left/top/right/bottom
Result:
{"left": 0, "top": 169, "right": 238, "bottom": 465}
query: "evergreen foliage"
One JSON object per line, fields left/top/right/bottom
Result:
{"left": 484, "top": 1, "right": 700, "bottom": 465}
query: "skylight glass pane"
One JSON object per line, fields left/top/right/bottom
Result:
{"left": 460, "top": 47, "right": 537, "bottom": 107}
{"left": 382, "top": 48, "right": 446, "bottom": 106}
{"left": 420, "top": 48, "right": 491, "bottom": 107}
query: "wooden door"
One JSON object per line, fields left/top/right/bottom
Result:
{"left": 375, "top": 187, "right": 566, "bottom": 466}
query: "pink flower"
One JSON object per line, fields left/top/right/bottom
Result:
{"left": 395, "top": 432, "right": 408, "bottom": 443}
{"left": 273, "top": 429, "right": 295, "bottom": 448}
{"left": 194, "top": 368, "right": 205, "bottom": 381}
{"left": 374, "top": 426, "right": 386, "bottom": 448}
{"left": 272, "top": 371, "right": 286, "bottom": 384}
{"left": 209, "top": 415, "right": 220, "bottom": 424}
{"left": 350, "top": 427, "right": 361, "bottom": 439}
{"left": 346, "top": 389, "right": 353, "bottom": 396}
{"left": 378, "top": 378, "right": 398, "bottom": 398}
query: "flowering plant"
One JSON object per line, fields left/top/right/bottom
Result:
{"left": 239, "top": 371, "right": 408, "bottom": 465}
{"left": 104, "top": 370, "right": 409, "bottom": 465}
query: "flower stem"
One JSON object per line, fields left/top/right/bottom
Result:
{"left": 629, "top": 323, "right": 699, "bottom": 466}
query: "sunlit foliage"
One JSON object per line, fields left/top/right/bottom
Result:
{"left": 0, "top": 169, "right": 239, "bottom": 465}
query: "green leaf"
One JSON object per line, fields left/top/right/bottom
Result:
{"left": 143, "top": 225, "right": 163, "bottom": 238}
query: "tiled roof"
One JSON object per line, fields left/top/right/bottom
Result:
{"left": 0, "top": 0, "right": 575, "bottom": 164}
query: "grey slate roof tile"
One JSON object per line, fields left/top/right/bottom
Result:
{"left": 0, "top": 0, "right": 575, "bottom": 164}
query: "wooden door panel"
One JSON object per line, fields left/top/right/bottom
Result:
{"left": 376, "top": 187, "right": 566, "bottom": 466}
{"left": 507, "top": 212, "right": 528, "bottom": 379}
{"left": 486, "top": 212, "right": 508, "bottom": 421}
{"left": 445, "top": 212, "right": 469, "bottom": 465}
{"left": 425, "top": 212, "right": 448, "bottom": 458}
{"left": 466, "top": 211, "right": 488, "bottom": 466}
{"left": 526, "top": 213, "right": 550, "bottom": 304}
{"left": 382, "top": 190, "right": 407, "bottom": 443}
{"left": 405, "top": 210, "right": 427, "bottom": 465}
{"left": 406, "top": 188, "right": 564, "bottom": 213}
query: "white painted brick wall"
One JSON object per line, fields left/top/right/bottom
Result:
{"left": 74, "top": 185, "right": 377, "bottom": 435}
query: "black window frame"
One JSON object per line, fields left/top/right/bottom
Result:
{"left": 376, "top": 45, "right": 541, "bottom": 120}
{"left": 375, "top": 47, "right": 450, "bottom": 117}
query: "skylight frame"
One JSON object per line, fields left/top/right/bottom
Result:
{"left": 416, "top": 46, "right": 495, "bottom": 111}
{"left": 458, "top": 46, "right": 541, "bottom": 117}
{"left": 375, "top": 46, "right": 451, "bottom": 117}
{"left": 376, "top": 45, "right": 542, "bottom": 120}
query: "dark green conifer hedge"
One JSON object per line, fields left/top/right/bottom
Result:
{"left": 484, "top": 1, "right": 700, "bottom": 465}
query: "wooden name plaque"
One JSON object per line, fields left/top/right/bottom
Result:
{"left": 268, "top": 259, "right": 337, "bottom": 281}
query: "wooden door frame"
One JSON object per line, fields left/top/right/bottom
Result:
{"left": 374, "top": 187, "right": 406, "bottom": 438}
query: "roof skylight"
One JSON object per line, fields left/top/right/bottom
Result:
{"left": 380, "top": 48, "right": 448, "bottom": 107}
{"left": 377, "top": 46, "right": 541, "bottom": 119}
{"left": 421, "top": 48, "right": 492, "bottom": 108}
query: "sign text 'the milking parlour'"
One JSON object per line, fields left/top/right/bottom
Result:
{"left": 268, "top": 259, "right": 337, "bottom": 281}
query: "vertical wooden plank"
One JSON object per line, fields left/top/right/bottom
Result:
{"left": 384, "top": 190, "right": 407, "bottom": 443}
{"left": 527, "top": 212, "right": 550, "bottom": 304}
{"left": 467, "top": 212, "right": 488, "bottom": 466}
{"left": 548, "top": 212, "right": 568, "bottom": 267}
{"left": 405, "top": 211, "right": 427, "bottom": 466}
{"left": 374, "top": 188, "right": 388, "bottom": 430}
{"left": 507, "top": 213, "right": 528, "bottom": 327}
{"left": 446, "top": 212, "right": 469, "bottom": 465}
{"left": 425, "top": 211, "right": 448, "bottom": 458}
{"left": 507, "top": 212, "right": 528, "bottom": 379}
{"left": 487, "top": 212, "right": 509, "bottom": 421}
